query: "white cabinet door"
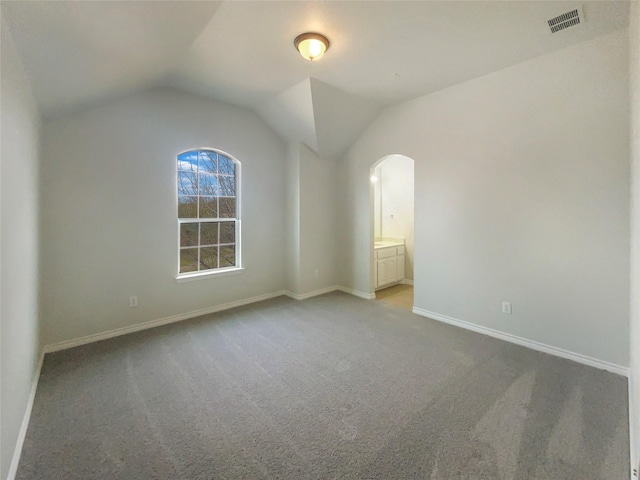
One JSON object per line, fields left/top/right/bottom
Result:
{"left": 386, "top": 257, "right": 397, "bottom": 285}
{"left": 377, "top": 257, "right": 397, "bottom": 287}
{"left": 374, "top": 257, "right": 378, "bottom": 287}
{"left": 397, "top": 255, "right": 405, "bottom": 281}
{"left": 375, "top": 245, "right": 405, "bottom": 288}
{"left": 376, "top": 259, "right": 386, "bottom": 288}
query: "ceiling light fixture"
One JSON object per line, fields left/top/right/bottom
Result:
{"left": 294, "top": 32, "right": 330, "bottom": 61}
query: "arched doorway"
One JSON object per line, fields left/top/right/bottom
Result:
{"left": 370, "top": 154, "right": 415, "bottom": 310}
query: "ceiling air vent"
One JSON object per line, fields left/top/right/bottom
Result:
{"left": 548, "top": 6, "right": 584, "bottom": 33}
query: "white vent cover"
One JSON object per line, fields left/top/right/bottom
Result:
{"left": 548, "top": 6, "right": 585, "bottom": 33}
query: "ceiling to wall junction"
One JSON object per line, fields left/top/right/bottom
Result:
{"left": 1, "top": 1, "right": 630, "bottom": 160}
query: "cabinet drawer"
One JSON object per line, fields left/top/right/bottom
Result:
{"left": 376, "top": 247, "right": 397, "bottom": 259}
{"left": 396, "top": 246, "right": 405, "bottom": 256}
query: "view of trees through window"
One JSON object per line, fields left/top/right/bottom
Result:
{"left": 178, "top": 149, "right": 238, "bottom": 274}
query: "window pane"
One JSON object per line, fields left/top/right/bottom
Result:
{"left": 219, "top": 197, "right": 236, "bottom": 218}
{"left": 180, "top": 223, "right": 198, "bottom": 247}
{"left": 220, "top": 245, "right": 235, "bottom": 268}
{"left": 219, "top": 155, "right": 235, "bottom": 175}
{"left": 178, "top": 172, "right": 197, "bottom": 195}
{"left": 180, "top": 248, "right": 198, "bottom": 273}
{"left": 178, "top": 151, "right": 198, "bottom": 172}
{"left": 177, "top": 150, "right": 240, "bottom": 276}
{"left": 200, "top": 222, "right": 218, "bottom": 246}
{"left": 220, "top": 222, "right": 235, "bottom": 244}
{"left": 200, "top": 247, "right": 218, "bottom": 271}
{"left": 199, "top": 173, "right": 218, "bottom": 196}
{"left": 199, "top": 197, "right": 217, "bottom": 218}
{"left": 199, "top": 151, "right": 217, "bottom": 174}
{"left": 219, "top": 175, "right": 236, "bottom": 196}
{"left": 178, "top": 196, "right": 197, "bottom": 218}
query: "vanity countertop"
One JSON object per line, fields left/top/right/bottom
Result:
{"left": 374, "top": 239, "right": 405, "bottom": 249}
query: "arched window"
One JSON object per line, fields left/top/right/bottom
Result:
{"left": 177, "top": 149, "right": 240, "bottom": 276}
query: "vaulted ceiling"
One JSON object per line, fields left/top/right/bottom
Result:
{"left": 1, "top": 1, "right": 629, "bottom": 159}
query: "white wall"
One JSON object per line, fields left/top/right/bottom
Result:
{"left": 629, "top": 1, "right": 640, "bottom": 474}
{"left": 40, "top": 88, "right": 287, "bottom": 346}
{"left": 285, "top": 142, "right": 302, "bottom": 294}
{"left": 258, "top": 79, "right": 318, "bottom": 151}
{"left": 284, "top": 142, "right": 339, "bottom": 296}
{"left": 298, "top": 143, "right": 338, "bottom": 293}
{"left": 309, "top": 78, "right": 381, "bottom": 161}
{"left": 0, "top": 16, "right": 41, "bottom": 480}
{"left": 343, "top": 30, "right": 630, "bottom": 367}
{"left": 374, "top": 155, "right": 414, "bottom": 280}
{"left": 373, "top": 172, "right": 381, "bottom": 239}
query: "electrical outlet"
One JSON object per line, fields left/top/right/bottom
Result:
{"left": 501, "top": 301, "right": 512, "bottom": 314}
{"left": 314, "top": 269, "right": 320, "bottom": 279}
{"left": 129, "top": 296, "right": 138, "bottom": 307}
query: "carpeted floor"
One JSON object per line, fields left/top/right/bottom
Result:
{"left": 17, "top": 292, "right": 629, "bottom": 479}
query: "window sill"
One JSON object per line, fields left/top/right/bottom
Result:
{"left": 176, "top": 267, "right": 244, "bottom": 283}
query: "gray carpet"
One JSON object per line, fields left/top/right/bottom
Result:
{"left": 17, "top": 292, "right": 629, "bottom": 479}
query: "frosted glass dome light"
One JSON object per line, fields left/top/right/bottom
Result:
{"left": 294, "top": 33, "right": 330, "bottom": 61}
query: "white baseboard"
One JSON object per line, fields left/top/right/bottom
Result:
{"left": 14, "top": 286, "right": 374, "bottom": 478}
{"left": 285, "top": 285, "right": 341, "bottom": 301}
{"left": 43, "top": 290, "right": 287, "bottom": 354}
{"left": 43, "top": 285, "right": 379, "bottom": 355}
{"left": 629, "top": 378, "right": 637, "bottom": 480}
{"left": 7, "top": 350, "right": 45, "bottom": 480}
{"left": 336, "top": 286, "right": 376, "bottom": 300}
{"left": 412, "top": 307, "right": 629, "bottom": 377}
{"left": 18, "top": 292, "right": 623, "bottom": 479}
{"left": 286, "top": 285, "right": 377, "bottom": 301}
{"left": 375, "top": 279, "right": 413, "bottom": 291}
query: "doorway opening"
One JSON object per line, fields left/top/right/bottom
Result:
{"left": 370, "top": 154, "right": 415, "bottom": 310}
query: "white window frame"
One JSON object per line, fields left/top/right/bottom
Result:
{"left": 176, "top": 148, "right": 242, "bottom": 281}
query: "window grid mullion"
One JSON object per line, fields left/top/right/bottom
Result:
{"left": 195, "top": 154, "right": 199, "bottom": 271}
{"left": 178, "top": 149, "right": 238, "bottom": 275}
{"left": 179, "top": 218, "right": 235, "bottom": 223}
{"left": 197, "top": 221, "right": 201, "bottom": 271}
{"left": 217, "top": 222, "right": 221, "bottom": 268}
